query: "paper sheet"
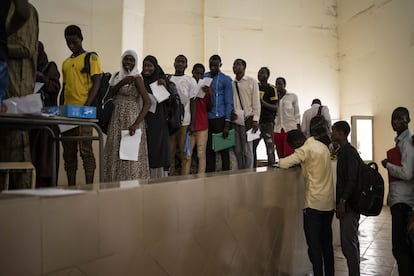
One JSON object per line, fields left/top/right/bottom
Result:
{"left": 196, "top": 77, "right": 213, "bottom": 98}
{"left": 119, "top": 129, "right": 142, "bottom": 161}
{"left": 3, "top": 94, "right": 43, "bottom": 114}
{"left": 34, "top": 82, "right": 44, "bottom": 94}
{"left": 2, "top": 188, "right": 86, "bottom": 197}
{"left": 148, "top": 93, "right": 157, "bottom": 113}
{"left": 149, "top": 82, "right": 170, "bottom": 103}
{"left": 233, "top": 108, "right": 245, "bottom": 126}
{"left": 58, "top": 124, "right": 77, "bottom": 133}
{"left": 246, "top": 128, "right": 261, "bottom": 142}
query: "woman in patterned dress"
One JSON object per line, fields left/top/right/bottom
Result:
{"left": 104, "top": 50, "right": 151, "bottom": 181}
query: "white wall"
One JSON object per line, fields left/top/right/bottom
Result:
{"left": 337, "top": 0, "right": 414, "bottom": 194}
{"left": 32, "top": 0, "right": 340, "bottom": 185}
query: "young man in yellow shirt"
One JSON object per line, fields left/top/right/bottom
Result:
{"left": 279, "top": 129, "right": 335, "bottom": 276}
{"left": 61, "top": 25, "right": 102, "bottom": 186}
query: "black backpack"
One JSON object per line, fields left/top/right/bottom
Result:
{"left": 310, "top": 105, "right": 331, "bottom": 146}
{"left": 82, "top": 52, "right": 113, "bottom": 134}
{"left": 165, "top": 78, "right": 184, "bottom": 135}
{"left": 349, "top": 152, "right": 385, "bottom": 216}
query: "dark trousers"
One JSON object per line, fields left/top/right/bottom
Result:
{"left": 340, "top": 207, "right": 360, "bottom": 276}
{"left": 303, "top": 208, "right": 335, "bottom": 276}
{"left": 206, "top": 117, "right": 230, "bottom": 172}
{"left": 391, "top": 203, "right": 414, "bottom": 276}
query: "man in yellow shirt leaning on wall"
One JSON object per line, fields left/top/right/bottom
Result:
{"left": 278, "top": 129, "right": 335, "bottom": 276}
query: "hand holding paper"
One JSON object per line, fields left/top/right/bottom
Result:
{"left": 120, "top": 129, "right": 142, "bottom": 161}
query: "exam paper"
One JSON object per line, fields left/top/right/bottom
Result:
{"left": 3, "top": 93, "right": 43, "bottom": 114}
{"left": 196, "top": 77, "right": 213, "bottom": 98}
{"left": 34, "top": 82, "right": 44, "bottom": 94}
{"left": 233, "top": 108, "right": 245, "bottom": 126}
{"left": 148, "top": 93, "right": 157, "bottom": 113}
{"left": 119, "top": 129, "right": 142, "bottom": 161}
{"left": 246, "top": 128, "right": 261, "bottom": 142}
{"left": 149, "top": 81, "right": 170, "bottom": 103}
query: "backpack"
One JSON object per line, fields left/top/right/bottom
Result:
{"left": 165, "top": 79, "right": 184, "bottom": 135}
{"left": 349, "top": 152, "right": 385, "bottom": 216}
{"left": 82, "top": 52, "right": 113, "bottom": 134}
{"left": 310, "top": 105, "right": 331, "bottom": 146}
{"left": 310, "top": 105, "right": 327, "bottom": 135}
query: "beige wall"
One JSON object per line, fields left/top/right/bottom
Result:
{"left": 30, "top": 0, "right": 414, "bottom": 188}
{"left": 337, "top": 0, "right": 414, "bottom": 192}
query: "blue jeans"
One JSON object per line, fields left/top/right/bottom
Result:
{"left": 0, "top": 61, "right": 8, "bottom": 104}
{"left": 303, "top": 208, "right": 335, "bottom": 276}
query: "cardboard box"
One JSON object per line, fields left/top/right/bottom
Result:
{"left": 63, "top": 105, "right": 96, "bottom": 119}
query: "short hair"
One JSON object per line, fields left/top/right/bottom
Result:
{"left": 312, "top": 99, "right": 321, "bottom": 105}
{"left": 260, "top": 67, "right": 270, "bottom": 76}
{"left": 175, "top": 54, "right": 188, "bottom": 64}
{"left": 276, "top": 77, "right": 286, "bottom": 87}
{"left": 235, "top": 58, "right": 246, "bottom": 68}
{"left": 64, "top": 25, "right": 83, "bottom": 40}
{"left": 209, "top": 54, "right": 221, "bottom": 63}
{"left": 333, "top": 121, "right": 351, "bottom": 137}
{"left": 286, "top": 129, "right": 306, "bottom": 146}
{"left": 392, "top": 106, "right": 410, "bottom": 121}
{"left": 192, "top": 63, "right": 205, "bottom": 73}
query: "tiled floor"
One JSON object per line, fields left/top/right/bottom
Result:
{"left": 334, "top": 206, "right": 399, "bottom": 276}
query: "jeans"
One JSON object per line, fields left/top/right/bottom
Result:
{"left": 169, "top": 125, "right": 189, "bottom": 175}
{"left": 339, "top": 207, "right": 360, "bottom": 276}
{"left": 391, "top": 203, "right": 414, "bottom": 276}
{"left": 303, "top": 208, "right": 335, "bottom": 276}
{"left": 233, "top": 123, "right": 253, "bottom": 169}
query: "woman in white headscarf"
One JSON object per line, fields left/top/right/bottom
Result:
{"left": 104, "top": 50, "right": 151, "bottom": 181}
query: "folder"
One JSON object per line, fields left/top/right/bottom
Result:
{"left": 212, "top": 129, "right": 235, "bottom": 152}
{"left": 386, "top": 146, "right": 402, "bottom": 182}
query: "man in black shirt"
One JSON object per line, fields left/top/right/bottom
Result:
{"left": 252, "top": 67, "right": 278, "bottom": 166}
{"left": 331, "top": 121, "right": 361, "bottom": 276}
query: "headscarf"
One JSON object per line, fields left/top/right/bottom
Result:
{"left": 111, "top": 49, "right": 140, "bottom": 86}
{"left": 141, "top": 55, "right": 167, "bottom": 94}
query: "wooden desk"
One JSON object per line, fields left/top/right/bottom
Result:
{"left": 0, "top": 113, "right": 104, "bottom": 185}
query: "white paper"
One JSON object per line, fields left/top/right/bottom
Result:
{"left": 149, "top": 82, "right": 170, "bottom": 103}
{"left": 148, "top": 93, "right": 157, "bottom": 113}
{"left": 247, "top": 128, "right": 261, "bottom": 142}
{"left": 34, "top": 82, "right": 44, "bottom": 94}
{"left": 3, "top": 94, "right": 43, "bottom": 114}
{"left": 58, "top": 124, "right": 77, "bottom": 133}
{"left": 2, "top": 188, "right": 86, "bottom": 197}
{"left": 196, "top": 77, "right": 213, "bottom": 98}
{"left": 119, "top": 129, "right": 142, "bottom": 161}
{"left": 233, "top": 108, "right": 245, "bottom": 126}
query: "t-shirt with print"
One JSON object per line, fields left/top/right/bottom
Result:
{"left": 170, "top": 75, "right": 197, "bottom": 126}
{"left": 62, "top": 52, "right": 103, "bottom": 106}
{"left": 258, "top": 83, "right": 278, "bottom": 123}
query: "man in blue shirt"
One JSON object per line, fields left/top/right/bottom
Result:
{"left": 204, "top": 54, "right": 233, "bottom": 172}
{"left": 381, "top": 107, "right": 414, "bottom": 276}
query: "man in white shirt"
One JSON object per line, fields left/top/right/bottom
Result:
{"left": 169, "top": 55, "right": 197, "bottom": 175}
{"left": 279, "top": 129, "right": 335, "bottom": 276}
{"left": 231, "top": 58, "right": 261, "bottom": 169}
{"left": 274, "top": 77, "right": 300, "bottom": 158}
{"left": 301, "top": 98, "right": 332, "bottom": 147}
{"left": 301, "top": 99, "right": 332, "bottom": 137}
